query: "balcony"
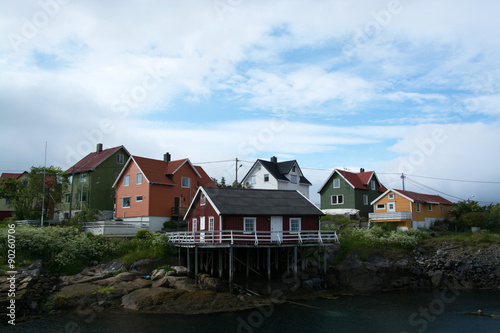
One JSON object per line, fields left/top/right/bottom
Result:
{"left": 170, "top": 206, "right": 188, "bottom": 220}
{"left": 369, "top": 211, "right": 413, "bottom": 221}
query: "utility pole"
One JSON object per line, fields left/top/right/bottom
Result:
{"left": 69, "top": 167, "right": 75, "bottom": 222}
{"left": 401, "top": 173, "right": 406, "bottom": 191}
{"left": 41, "top": 142, "right": 47, "bottom": 227}
{"left": 235, "top": 158, "right": 239, "bottom": 184}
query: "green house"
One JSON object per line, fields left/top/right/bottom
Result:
{"left": 61, "top": 144, "right": 130, "bottom": 220}
{"left": 318, "top": 168, "right": 387, "bottom": 218}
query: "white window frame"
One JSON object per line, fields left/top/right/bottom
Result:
{"left": 250, "top": 176, "right": 256, "bottom": 184}
{"left": 289, "top": 218, "right": 301, "bottom": 233}
{"left": 371, "top": 180, "right": 376, "bottom": 190}
{"left": 122, "top": 197, "right": 130, "bottom": 208}
{"left": 209, "top": 216, "right": 214, "bottom": 231}
{"left": 80, "top": 174, "right": 87, "bottom": 182}
{"left": 65, "top": 194, "right": 70, "bottom": 203}
{"left": 416, "top": 202, "right": 421, "bottom": 213}
{"left": 440, "top": 204, "right": 443, "bottom": 211}
{"left": 192, "top": 218, "right": 197, "bottom": 232}
{"left": 124, "top": 175, "right": 129, "bottom": 186}
{"left": 200, "top": 193, "right": 206, "bottom": 206}
{"left": 291, "top": 175, "right": 297, "bottom": 184}
{"left": 333, "top": 178, "right": 340, "bottom": 188}
{"left": 264, "top": 174, "right": 270, "bottom": 182}
{"left": 387, "top": 202, "right": 396, "bottom": 212}
{"left": 116, "top": 154, "right": 124, "bottom": 164}
{"left": 388, "top": 193, "right": 395, "bottom": 200}
{"left": 376, "top": 204, "right": 386, "bottom": 210}
{"left": 428, "top": 203, "right": 433, "bottom": 211}
{"left": 244, "top": 217, "right": 256, "bottom": 233}
{"left": 136, "top": 173, "right": 142, "bottom": 185}
{"left": 331, "top": 195, "right": 344, "bottom": 205}
{"left": 181, "top": 177, "right": 190, "bottom": 188}
{"left": 363, "top": 194, "right": 369, "bottom": 205}
{"left": 135, "top": 195, "right": 143, "bottom": 202}
{"left": 78, "top": 192, "right": 87, "bottom": 202}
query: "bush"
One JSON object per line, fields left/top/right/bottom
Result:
{"left": 135, "top": 229, "right": 152, "bottom": 239}
{"left": 70, "top": 208, "right": 101, "bottom": 224}
{"left": 320, "top": 214, "right": 353, "bottom": 225}
{"left": 458, "top": 212, "right": 487, "bottom": 228}
{"left": 163, "top": 221, "right": 178, "bottom": 230}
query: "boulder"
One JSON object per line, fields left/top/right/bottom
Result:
{"left": 51, "top": 284, "right": 100, "bottom": 309}
{"left": 165, "top": 276, "right": 200, "bottom": 292}
{"left": 121, "top": 287, "right": 173, "bottom": 310}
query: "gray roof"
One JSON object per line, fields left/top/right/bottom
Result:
{"left": 202, "top": 187, "right": 323, "bottom": 216}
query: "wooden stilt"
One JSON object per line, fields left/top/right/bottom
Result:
{"left": 187, "top": 247, "right": 190, "bottom": 276}
{"left": 286, "top": 248, "right": 290, "bottom": 273}
{"left": 293, "top": 246, "right": 298, "bottom": 277}
{"left": 323, "top": 246, "right": 327, "bottom": 273}
{"left": 218, "top": 250, "right": 223, "bottom": 278}
{"left": 195, "top": 246, "right": 199, "bottom": 283}
{"left": 275, "top": 247, "right": 279, "bottom": 270}
{"left": 301, "top": 246, "right": 306, "bottom": 271}
{"left": 211, "top": 249, "right": 214, "bottom": 276}
{"left": 246, "top": 249, "right": 250, "bottom": 288}
{"left": 267, "top": 247, "right": 271, "bottom": 293}
{"left": 229, "top": 246, "right": 234, "bottom": 293}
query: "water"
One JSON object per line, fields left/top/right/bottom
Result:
{"left": 3, "top": 291, "right": 499, "bottom": 332}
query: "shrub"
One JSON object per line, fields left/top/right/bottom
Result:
{"left": 135, "top": 229, "right": 152, "bottom": 239}
{"left": 458, "top": 212, "right": 487, "bottom": 228}
{"left": 70, "top": 208, "right": 101, "bottom": 224}
{"left": 163, "top": 221, "right": 178, "bottom": 230}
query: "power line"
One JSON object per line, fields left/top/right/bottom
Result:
{"left": 377, "top": 172, "right": 500, "bottom": 184}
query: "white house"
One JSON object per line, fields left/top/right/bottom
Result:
{"left": 241, "top": 156, "right": 312, "bottom": 198}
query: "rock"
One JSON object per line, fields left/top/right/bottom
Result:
{"left": 152, "top": 276, "right": 170, "bottom": 288}
{"left": 165, "top": 276, "right": 201, "bottom": 292}
{"left": 51, "top": 284, "right": 100, "bottom": 310}
{"left": 121, "top": 287, "right": 173, "bottom": 310}
{"left": 171, "top": 266, "right": 188, "bottom": 276}
{"left": 151, "top": 269, "right": 166, "bottom": 280}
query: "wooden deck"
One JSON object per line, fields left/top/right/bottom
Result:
{"left": 166, "top": 230, "right": 339, "bottom": 247}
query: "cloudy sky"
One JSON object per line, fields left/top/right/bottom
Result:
{"left": 1, "top": 0, "right": 499, "bottom": 205}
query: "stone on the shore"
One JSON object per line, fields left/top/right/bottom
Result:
{"left": 121, "top": 287, "right": 173, "bottom": 310}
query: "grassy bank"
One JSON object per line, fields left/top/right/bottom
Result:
{"left": 0, "top": 226, "right": 175, "bottom": 274}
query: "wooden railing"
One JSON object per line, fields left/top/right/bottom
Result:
{"left": 166, "top": 230, "right": 339, "bottom": 245}
{"left": 369, "top": 212, "right": 413, "bottom": 221}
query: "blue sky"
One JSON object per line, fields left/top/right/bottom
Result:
{"left": 0, "top": 0, "right": 499, "bottom": 205}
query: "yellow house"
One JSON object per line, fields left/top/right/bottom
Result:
{"left": 369, "top": 189, "right": 453, "bottom": 229}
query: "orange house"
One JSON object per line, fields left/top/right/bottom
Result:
{"left": 113, "top": 153, "right": 216, "bottom": 231}
{"left": 369, "top": 189, "right": 453, "bottom": 229}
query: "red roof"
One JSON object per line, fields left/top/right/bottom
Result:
{"left": 128, "top": 156, "right": 215, "bottom": 187}
{"left": 393, "top": 189, "right": 453, "bottom": 205}
{"left": 66, "top": 146, "right": 128, "bottom": 174}
{"left": 337, "top": 169, "right": 387, "bottom": 192}
{"left": 0, "top": 173, "right": 25, "bottom": 180}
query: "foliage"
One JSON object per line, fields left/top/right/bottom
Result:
{"left": 320, "top": 214, "right": 353, "bottom": 225}
{"left": 0, "top": 166, "right": 69, "bottom": 220}
{"left": 135, "top": 229, "right": 152, "bottom": 239}
{"left": 163, "top": 221, "right": 178, "bottom": 229}
{"left": 0, "top": 226, "right": 176, "bottom": 274}
{"left": 451, "top": 200, "right": 484, "bottom": 221}
{"left": 336, "top": 226, "right": 427, "bottom": 262}
{"left": 486, "top": 204, "right": 500, "bottom": 230}
{"left": 458, "top": 212, "right": 487, "bottom": 228}
{"left": 231, "top": 180, "right": 243, "bottom": 188}
{"left": 70, "top": 208, "right": 100, "bottom": 224}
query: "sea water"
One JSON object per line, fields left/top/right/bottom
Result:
{"left": 3, "top": 291, "right": 499, "bottom": 333}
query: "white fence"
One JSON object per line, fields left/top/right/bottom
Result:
{"left": 83, "top": 221, "right": 149, "bottom": 236}
{"left": 166, "top": 230, "right": 339, "bottom": 246}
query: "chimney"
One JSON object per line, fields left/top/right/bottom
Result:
{"left": 96, "top": 143, "right": 103, "bottom": 153}
{"left": 360, "top": 168, "right": 365, "bottom": 173}
{"left": 164, "top": 152, "right": 171, "bottom": 163}
{"left": 270, "top": 156, "right": 277, "bottom": 164}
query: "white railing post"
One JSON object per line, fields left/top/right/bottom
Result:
{"left": 231, "top": 230, "right": 234, "bottom": 244}
{"left": 318, "top": 230, "right": 323, "bottom": 244}
{"left": 254, "top": 231, "right": 258, "bottom": 245}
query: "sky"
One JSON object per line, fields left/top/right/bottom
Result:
{"left": 0, "top": 0, "right": 499, "bottom": 206}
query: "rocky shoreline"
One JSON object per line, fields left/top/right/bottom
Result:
{"left": 1, "top": 242, "right": 499, "bottom": 323}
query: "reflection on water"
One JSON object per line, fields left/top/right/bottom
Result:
{"left": 3, "top": 291, "right": 500, "bottom": 333}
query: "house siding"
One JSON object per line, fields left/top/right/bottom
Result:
{"left": 188, "top": 197, "right": 220, "bottom": 232}
{"left": 115, "top": 160, "right": 150, "bottom": 219}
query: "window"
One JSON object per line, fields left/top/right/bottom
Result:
{"left": 192, "top": 218, "right": 197, "bottom": 232}
{"left": 376, "top": 204, "right": 386, "bottom": 210}
{"left": 78, "top": 193, "right": 87, "bottom": 202}
{"left": 416, "top": 202, "right": 421, "bottom": 213}
{"left": 371, "top": 180, "right": 376, "bottom": 190}
{"left": 439, "top": 204, "right": 443, "bottom": 211}
{"left": 117, "top": 154, "right": 124, "bottom": 164}
{"left": 209, "top": 217, "right": 214, "bottom": 231}
{"left": 244, "top": 217, "right": 256, "bottom": 232}
{"left": 363, "top": 195, "right": 369, "bottom": 205}
{"left": 65, "top": 194, "right": 70, "bottom": 203}
{"left": 388, "top": 202, "right": 396, "bottom": 212}
{"left": 331, "top": 195, "right": 344, "bottom": 205}
{"left": 251, "top": 176, "right": 256, "bottom": 184}
{"left": 181, "top": 177, "right": 190, "bottom": 188}
{"left": 124, "top": 175, "right": 129, "bottom": 186}
{"left": 264, "top": 174, "right": 269, "bottom": 182}
{"left": 291, "top": 175, "right": 297, "bottom": 183}
{"left": 428, "top": 204, "right": 433, "bottom": 211}
{"left": 135, "top": 195, "right": 143, "bottom": 202}
{"left": 122, "top": 197, "right": 130, "bottom": 208}
{"left": 200, "top": 193, "right": 206, "bottom": 206}
{"left": 333, "top": 178, "right": 340, "bottom": 188}
{"left": 290, "top": 218, "right": 301, "bottom": 232}
{"left": 80, "top": 174, "right": 87, "bottom": 182}
{"left": 388, "top": 194, "right": 395, "bottom": 199}
{"left": 136, "top": 173, "right": 142, "bottom": 185}
{"left": 292, "top": 166, "right": 296, "bottom": 172}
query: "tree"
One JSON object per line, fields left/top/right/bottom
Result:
{"left": 0, "top": 166, "right": 69, "bottom": 220}
{"left": 450, "top": 200, "right": 484, "bottom": 220}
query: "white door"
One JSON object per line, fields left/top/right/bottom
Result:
{"left": 387, "top": 202, "right": 396, "bottom": 212}
{"left": 200, "top": 216, "right": 205, "bottom": 242}
{"left": 271, "top": 216, "right": 283, "bottom": 242}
